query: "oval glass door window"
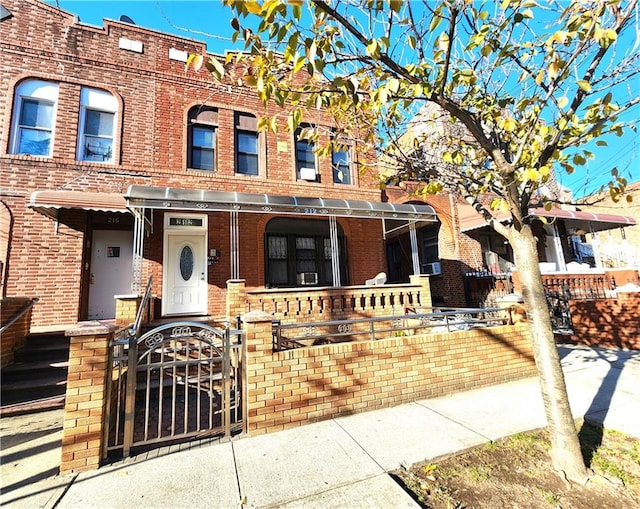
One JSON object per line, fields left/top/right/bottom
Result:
{"left": 179, "top": 245, "right": 194, "bottom": 281}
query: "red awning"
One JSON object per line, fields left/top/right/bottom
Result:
{"left": 460, "top": 203, "right": 636, "bottom": 233}
{"left": 28, "top": 190, "right": 128, "bottom": 220}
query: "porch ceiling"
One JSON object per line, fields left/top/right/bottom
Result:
{"left": 124, "top": 185, "right": 438, "bottom": 221}
{"left": 28, "top": 190, "right": 128, "bottom": 220}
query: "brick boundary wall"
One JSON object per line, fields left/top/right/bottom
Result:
{"left": 243, "top": 312, "right": 536, "bottom": 435}
{"left": 561, "top": 291, "right": 640, "bottom": 350}
{"left": 60, "top": 321, "right": 117, "bottom": 473}
{"left": 0, "top": 297, "right": 35, "bottom": 367}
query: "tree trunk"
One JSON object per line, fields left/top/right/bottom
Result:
{"left": 511, "top": 225, "right": 589, "bottom": 484}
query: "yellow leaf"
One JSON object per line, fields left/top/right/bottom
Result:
{"left": 558, "top": 96, "right": 568, "bottom": 109}
{"left": 244, "top": 1, "right": 263, "bottom": 14}
{"left": 185, "top": 53, "right": 203, "bottom": 72}
{"left": 207, "top": 57, "right": 224, "bottom": 79}
{"left": 523, "top": 168, "right": 540, "bottom": 181}
{"left": 501, "top": 118, "right": 517, "bottom": 132}
{"left": 576, "top": 80, "right": 591, "bottom": 92}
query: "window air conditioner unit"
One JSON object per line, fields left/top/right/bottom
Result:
{"left": 424, "top": 261, "right": 442, "bottom": 275}
{"left": 297, "top": 272, "right": 318, "bottom": 285}
{"left": 299, "top": 167, "right": 317, "bottom": 181}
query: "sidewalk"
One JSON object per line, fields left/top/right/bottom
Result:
{"left": 2, "top": 344, "right": 639, "bottom": 508}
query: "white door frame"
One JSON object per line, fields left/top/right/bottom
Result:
{"left": 162, "top": 213, "right": 208, "bottom": 316}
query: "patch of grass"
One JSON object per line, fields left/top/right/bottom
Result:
{"left": 466, "top": 465, "right": 491, "bottom": 483}
{"left": 393, "top": 421, "right": 640, "bottom": 509}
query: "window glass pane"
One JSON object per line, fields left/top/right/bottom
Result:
{"left": 295, "top": 128, "right": 316, "bottom": 171}
{"left": 193, "top": 126, "right": 215, "bottom": 148}
{"left": 237, "top": 154, "right": 258, "bottom": 175}
{"left": 85, "top": 110, "right": 114, "bottom": 136}
{"left": 333, "top": 147, "right": 350, "bottom": 184}
{"left": 20, "top": 99, "right": 53, "bottom": 128}
{"left": 18, "top": 128, "right": 51, "bottom": 155}
{"left": 296, "top": 142, "right": 315, "bottom": 167}
{"left": 270, "top": 261, "right": 288, "bottom": 285}
{"left": 268, "top": 236, "right": 287, "bottom": 259}
{"left": 84, "top": 137, "right": 113, "bottom": 161}
{"left": 179, "top": 246, "right": 194, "bottom": 281}
{"left": 192, "top": 148, "right": 214, "bottom": 170}
{"left": 296, "top": 237, "right": 315, "bottom": 250}
{"left": 238, "top": 131, "right": 257, "bottom": 153}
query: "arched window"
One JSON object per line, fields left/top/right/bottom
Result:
{"left": 265, "top": 218, "right": 349, "bottom": 287}
{"left": 10, "top": 79, "right": 59, "bottom": 157}
{"left": 77, "top": 87, "right": 117, "bottom": 163}
{"left": 188, "top": 106, "right": 218, "bottom": 171}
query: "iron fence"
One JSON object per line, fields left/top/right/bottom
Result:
{"left": 272, "top": 307, "right": 511, "bottom": 352}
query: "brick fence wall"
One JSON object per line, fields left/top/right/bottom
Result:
{"left": 563, "top": 291, "right": 640, "bottom": 350}
{"left": 243, "top": 312, "right": 536, "bottom": 435}
{"left": 0, "top": 297, "right": 35, "bottom": 367}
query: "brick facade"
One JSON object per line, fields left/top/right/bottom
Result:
{"left": 243, "top": 312, "right": 536, "bottom": 435}
{"left": 563, "top": 291, "right": 640, "bottom": 350}
{"left": 0, "top": 0, "right": 399, "bottom": 327}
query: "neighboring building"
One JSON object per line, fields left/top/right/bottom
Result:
{"left": 577, "top": 181, "right": 640, "bottom": 269}
{"left": 382, "top": 105, "right": 638, "bottom": 306}
{"left": 1, "top": 0, "right": 441, "bottom": 328}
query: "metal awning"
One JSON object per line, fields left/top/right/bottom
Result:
{"left": 459, "top": 203, "right": 636, "bottom": 233}
{"left": 28, "top": 190, "right": 128, "bottom": 220}
{"left": 125, "top": 185, "right": 438, "bottom": 221}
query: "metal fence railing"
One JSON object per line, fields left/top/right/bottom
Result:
{"left": 271, "top": 307, "right": 511, "bottom": 352}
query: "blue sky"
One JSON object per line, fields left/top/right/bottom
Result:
{"left": 44, "top": 0, "right": 638, "bottom": 199}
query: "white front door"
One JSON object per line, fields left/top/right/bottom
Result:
{"left": 163, "top": 233, "right": 207, "bottom": 316}
{"left": 88, "top": 230, "right": 133, "bottom": 320}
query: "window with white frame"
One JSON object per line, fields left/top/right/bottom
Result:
{"left": 10, "top": 79, "right": 59, "bottom": 157}
{"left": 332, "top": 141, "right": 352, "bottom": 184}
{"left": 188, "top": 106, "right": 217, "bottom": 171}
{"left": 236, "top": 112, "right": 259, "bottom": 175}
{"left": 295, "top": 125, "right": 318, "bottom": 181}
{"left": 78, "top": 88, "right": 117, "bottom": 163}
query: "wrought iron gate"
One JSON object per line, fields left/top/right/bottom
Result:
{"left": 104, "top": 322, "right": 244, "bottom": 458}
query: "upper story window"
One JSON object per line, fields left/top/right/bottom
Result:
{"left": 188, "top": 106, "right": 218, "bottom": 171}
{"left": 295, "top": 125, "right": 318, "bottom": 182}
{"left": 332, "top": 141, "right": 352, "bottom": 185}
{"left": 10, "top": 79, "right": 59, "bottom": 157}
{"left": 236, "top": 112, "right": 259, "bottom": 176}
{"left": 78, "top": 88, "right": 117, "bottom": 163}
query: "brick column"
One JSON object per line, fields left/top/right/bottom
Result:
{"left": 227, "top": 279, "right": 247, "bottom": 324}
{"left": 410, "top": 274, "right": 432, "bottom": 308}
{"left": 61, "top": 321, "right": 118, "bottom": 473}
{"left": 241, "top": 310, "right": 274, "bottom": 435}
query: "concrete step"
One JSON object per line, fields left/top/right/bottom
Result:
{"left": 1, "top": 332, "right": 69, "bottom": 416}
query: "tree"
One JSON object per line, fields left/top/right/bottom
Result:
{"left": 210, "top": 0, "right": 639, "bottom": 483}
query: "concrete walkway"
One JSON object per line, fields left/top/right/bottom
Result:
{"left": 2, "top": 344, "right": 639, "bottom": 508}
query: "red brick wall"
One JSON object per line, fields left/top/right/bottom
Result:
{"left": 244, "top": 317, "right": 536, "bottom": 435}
{"left": 563, "top": 292, "right": 640, "bottom": 350}
{"left": 0, "top": 0, "right": 384, "bottom": 327}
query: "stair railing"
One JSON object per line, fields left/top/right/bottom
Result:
{"left": 0, "top": 297, "right": 40, "bottom": 335}
{"left": 129, "top": 275, "right": 153, "bottom": 340}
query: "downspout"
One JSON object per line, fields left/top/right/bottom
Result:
{"left": 409, "top": 221, "right": 421, "bottom": 275}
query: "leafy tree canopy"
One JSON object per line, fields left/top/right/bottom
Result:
{"left": 211, "top": 0, "right": 638, "bottom": 229}
{"left": 196, "top": 0, "right": 640, "bottom": 485}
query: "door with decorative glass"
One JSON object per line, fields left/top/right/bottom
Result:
{"left": 163, "top": 214, "right": 208, "bottom": 315}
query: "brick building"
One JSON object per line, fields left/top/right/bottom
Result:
{"left": 1, "top": 0, "right": 448, "bottom": 328}
{"left": 4, "top": 1, "right": 634, "bottom": 332}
